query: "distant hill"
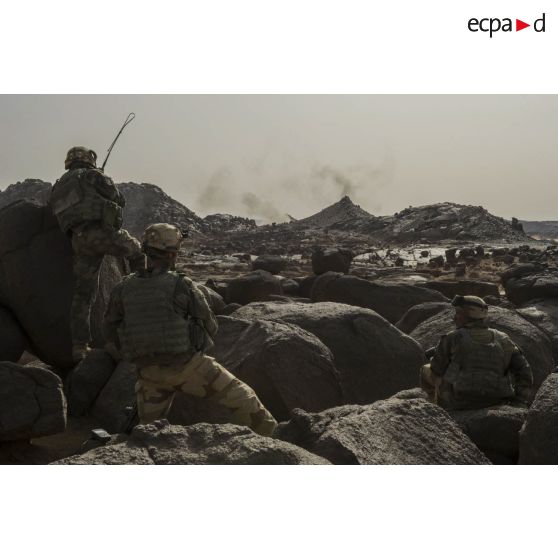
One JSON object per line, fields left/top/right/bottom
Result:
{"left": 521, "top": 220, "right": 558, "bottom": 240}
{"left": 294, "top": 195, "right": 373, "bottom": 229}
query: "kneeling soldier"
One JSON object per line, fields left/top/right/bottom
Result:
{"left": 420, "top": 295, "right": 533, "bottom": 410}
{"left": 103, "top": 223, "right": 277, "bottom": 436}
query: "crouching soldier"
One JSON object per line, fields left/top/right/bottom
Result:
{"left": 420, "top": 295, "right": 533, "bottom": 410}
{"left": 103, "top": 223, "right": 277, "bottom": 436}
{"left": 49, "top": 146, "right": 145, "bottom": 362}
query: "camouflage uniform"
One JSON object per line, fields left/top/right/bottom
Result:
{"left": 70, "top": 224, "right": 143, "bottom": 350}
{"left": 104, "top": 264, "right": 277, "bottom": 436}
{"left": 49, "top": 148, "right": 144, "bottom": 356}
{"left": 421, "top": 296, "right": 533, "bottom": 410}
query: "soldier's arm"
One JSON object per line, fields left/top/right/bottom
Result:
{"left": 175, "top": 278, "right": 219, "bottom": 337}
{"left": 430, "top": 334, "right": 453, "bottom": 377}
{"left": 508, "top": 344, "right": 533, "bottom": 402}
{"left": 103, "top": 282, "right": 125, "bottom": 354}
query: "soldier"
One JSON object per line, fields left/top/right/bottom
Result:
{"left": 420, "top": 295, "right": 533, "bottom": 410}
{"left": 103, "top": 223, "right": 278, "bottom": 436}
{"left": 49, "top": 146, "right": 145, "bottom": 362}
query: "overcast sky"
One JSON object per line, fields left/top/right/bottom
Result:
{"left": 0, "top": 95, "right": 556, "bottom": 221}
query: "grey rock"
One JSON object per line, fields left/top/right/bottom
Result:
{"left": 423, "top": 280, "right": 499, "bottom": 300}
{"left": 196, "top": 284, "right": 226, "bottom": 315}
{"left": 275, "top": 399, "right": 490, "bottom": 465}
{"left": 90, "top": 361, "right": 137, "bottom": 433}
{"left": 501, "top": 264, "right": 558, "bottom": 305}
{"left": 55, "top": 421, "right": 330, "bottom": 465}
{"left": 208, "top": 317, "right": 343, "bottom": 421}
{"left": 311, "top": 272, "right": 448, "bottom": 324}
{"left": 449, "top": 405, "right": 528, "bottom": 463}
{"left": 0, "top": 305, "right": 28, "bottom": 362}
{"left": 65, "top": 349, "right": 116, "bottom": 416}
{"left": 395, "top": 302, "right": 451, "bottom": 334}
{"left": 519, "top": 373, "right": 558, "bottom": 464}
{"left": 233, "top": 302, "right": 425, "bottom": 404}
{"left": 225, "top": 270, "right": 283, "bottom": 305}
{"left": 518, "top": 298, "right": 558, "bottom": 363}
{"left": 252, "top": 255, "right": 287, "bottom": 275}
{"left": 311, "top": 248, "right": 354, "bottom": 275}
{"left": 0, "top": 362, "right": 67, "bottom": 441}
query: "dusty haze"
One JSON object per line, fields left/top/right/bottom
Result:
{"left": 0, "top": 95, "right": 556, "bottom": 222}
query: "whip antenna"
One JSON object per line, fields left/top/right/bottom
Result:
{"left": 101, "top": 112, "right": 136, "bottom": 172}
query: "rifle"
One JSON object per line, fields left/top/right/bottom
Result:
{"left": 101, "top": 112, "right": 136, "bottom": 172}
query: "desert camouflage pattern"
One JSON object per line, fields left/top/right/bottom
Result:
{"left": 142, "top": 223, "right": 183, "bottom": 252}
{"left": 135, "top": 351, "right": 278, "bottom": 436}
{"left": 71, "top": 225, "right": 144, "bottom": 349}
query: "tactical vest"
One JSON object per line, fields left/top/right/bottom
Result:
{"left": 443, "top": 327, "right": 515, "bottom": 407}
{"left": 49, "top": 168, "right": 123, "bottom": 233}
{"left": 118, "top": 272, "right": 194, "bottom": 360}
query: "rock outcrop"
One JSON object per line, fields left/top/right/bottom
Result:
{"left": 276, "top": 399, "right": 490, "bottom": 464}
{"left": 233, "top": 301, "right": 425, "bottom": 404}
{"left": 0, "top": 362, "right": 67, "bottom": 441}
{"left": 55, "top": 421, "right": 330, "bottom": 465}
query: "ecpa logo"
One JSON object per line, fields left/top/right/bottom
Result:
{"left": 468, "top": 13, "right": 546, "bottom": 37}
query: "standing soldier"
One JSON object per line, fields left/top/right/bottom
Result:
{"left": 103, "top": 223, "right": 278, "bottom": 436}
{"left": 420, "top": 295, "right": 533, "bottom": 410}
{"left": 49, "top": 146, "right": 145, "bottom": 363}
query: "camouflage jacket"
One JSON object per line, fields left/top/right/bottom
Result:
{"left": 430, "top": 322, "right": 533, "bottom": 399}
{"left": 104, "top": 268, "right": 218, "bottom": 360}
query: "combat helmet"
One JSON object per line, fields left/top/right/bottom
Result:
{"left": 142, "top": 223, "right": 184, "bottom": 253}
{"left": 451, "top": 295, "right": 488, "bottom": 320}
{"left": 65, "top": 146, "right": 97, "bottom": 170}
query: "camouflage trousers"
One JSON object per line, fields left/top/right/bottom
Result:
{"left": 70, "top": 225, "right": 143, "bottom": 348}
{"left": 135, "top": 352, "right": 278, "bottom": 436}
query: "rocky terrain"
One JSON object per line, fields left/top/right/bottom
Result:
{"left": 521, "top": 220, "right": 558, "bottom": 241}
{"left": 2, "top": 177, "right": 558, "bottom": 465}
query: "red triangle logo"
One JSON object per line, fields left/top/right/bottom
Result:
{"left": 516, "top": 19, "right": 530, "bottom": 31}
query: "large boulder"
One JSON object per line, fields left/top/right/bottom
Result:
{"left": 55, "top": 421, "right": 330, "bottom": 465}
{"left": 196, "top": 284, "right": 226, "bottom": 315}
{"left": 449, "top": 405, "right": 528, "bottom": 464}
{"left": 233, "top": 302, "right": 425, "bottom": 404}
{"left": 311, "top": 272, "right": 448, "bottom": 324}
{"left": 519, "top": 373, "right": 558, "bottom": 464}
{"left": 65, "top": 349, "right": 116, "bottom": 416}
{"left": 252, "top": 255, "right": 287, "bottom": 275}
{"left": 0, "top": 305, "right": 28, "bottom": 362}
{"left": 225, "top": 270, "right": 283, "bottom": 305}
{"left": 0, "top": 200, "right": 126, "bottom": 372}
{"left": 395, "top": 302, "right": 451, "bottom": 334}
{"left": 423, "top": 280, "right": 499, "bottom": 300}
{"left": 517, "top": 299, "right": 558, "bottom": 363}
{"left": 312, "top": 248, "right": 353, "bottom": 275}
{"left": 409, "top": 306, "right": 555, "bottom": 391}
{"left": 275, "top": 399, "right": 490, "bottom": 465}
{"left": 209, "top": 317, "right": 343, "bottom": 420}
{"left": 501, "top": 264, "right": 558, "bottom": 305}
{"left": 0, "top": 362, "right": 67, "bottom": 441}
{"left": 90, "top": 360, "right": 137, "bottom": 433}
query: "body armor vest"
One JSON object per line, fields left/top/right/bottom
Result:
{"left": 443, "top": 327, "right": 515, "bottom": 407}
{"left": 50, "top": 168, "right": 123, "bottom": 233}
{"left": 118, "top": 272, "right": 194, "bottom": 360}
